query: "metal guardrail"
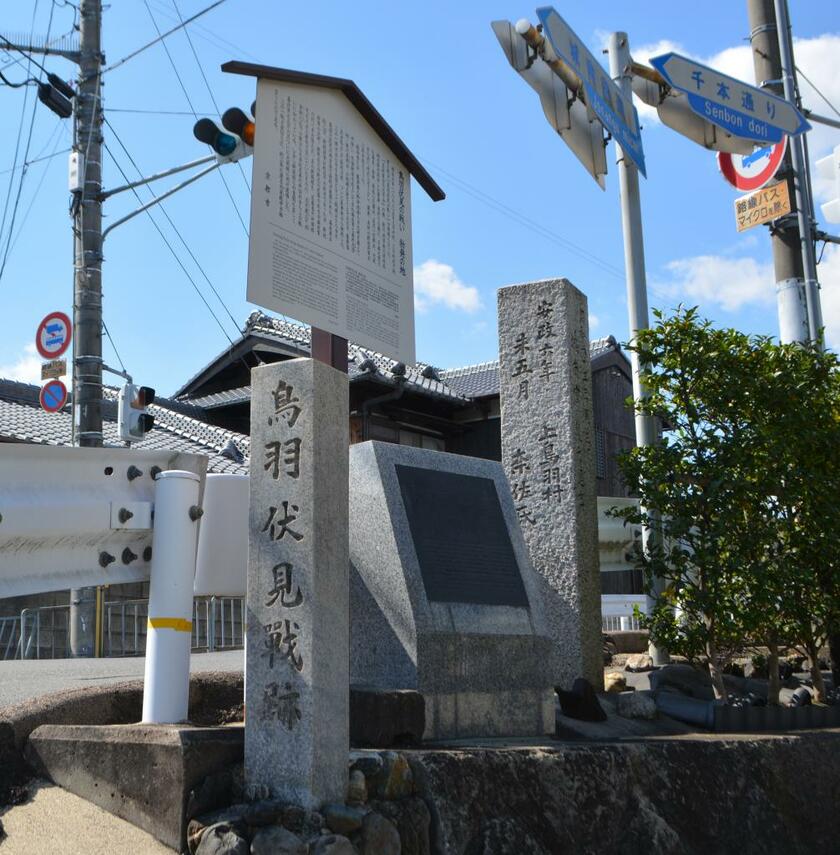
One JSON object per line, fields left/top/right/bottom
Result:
{"left": 10, "top": 596, "right": 244, "bottom": 660}
{"left": 602, "top": 614, "right": 642, "bottom": 632}
{"left": 0, "top": 614, "right": 21, "bottom": 660}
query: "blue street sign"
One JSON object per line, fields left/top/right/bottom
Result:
{"left": 650, "top": 53, "right": 810, "bottom": 145}
{"left": 536, "top": 6, "right": 646, "bottom": 176}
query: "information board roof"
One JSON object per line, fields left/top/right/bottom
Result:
{"left": 222, "top": 61, "right": 445, "bottom": 202}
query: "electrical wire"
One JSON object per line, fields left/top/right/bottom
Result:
{"left": 423, "top": 158, "right": 627, "bottom": 282}
{"left": 170, "top": 0, "right": 250, "bottom": 193}
{"left": 142, "top": 0, "right": 249, "bottom": 236}
{"left": 146, "top": 0, "right": 261, "bottom": 63}
{"left": 102, "top": 0, "right": 228, "bottom": 77}
{"left": 104, "top": 118, "right": 242, "bottom": 332}
{"left": 102, "top": 319, "right": 127, "bottom": 373}
{"left": 0, "top": 70, "right": 37, "bottom": 88}
{"left": 104, "top": 138, "right": 239, "bottom": 345}
{"left": 108, "top": 107, "right": 215, "bottom": 115}
{"left": 796, "top": 64, "right": 840, "bottom": 120}
{"left": 0, "top": 0, "right": 49, "bottom": 286}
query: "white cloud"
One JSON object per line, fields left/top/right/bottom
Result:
{"left": 655, "top": 254, "right": 776, "bottom": 313}
{"left": 0, "top": 343, "right": 42, "bottom": 383}
{"left": 651, "top": 245, "right": 840, "bottom": 351}
{"left": 414, "top": 260, "right": 482, "bottom": 314}
{"left": 589, "top": 312, "right": 600, "bottom": 329}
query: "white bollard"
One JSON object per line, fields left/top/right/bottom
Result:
{"left": 142, "top": 470, "right": 201, "bottom": 724}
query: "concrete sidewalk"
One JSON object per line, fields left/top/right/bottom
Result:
{"left": 0, "top": 650, "right": 243, "bottom": 711}
{"left": 0, "top": 782, "right": 173, "bottom": 853}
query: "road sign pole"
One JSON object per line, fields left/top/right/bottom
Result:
{"left": 774, "top": 0, "right": 823, "bottom": 346}
{"left": 608, "top": 31, "right": 667, "bottom": 667}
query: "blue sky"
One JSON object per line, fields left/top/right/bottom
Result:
{"left": 1, "top": 0, "right": 839, "bottom": 395}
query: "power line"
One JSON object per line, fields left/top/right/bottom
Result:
{"left": 104, "top": 137, "right": 238, "bottom": 344}
{"left": 108, "top": 106, "right": 215, "bottom": 116}
{"left": 170, "top": 0, "right": 251, "bottom": 193}
{"left": 146, "top": 0, "right": 261, "bottom": 63}
{"left": 102, "top": 0, "right": 229, "bottom": 77}
{"left": 423, "top": 158, "right": 627, "bottom": 282}
{"left": 104, "top": 123, "right": 243, "bottom": 341}
{"left": 142, "top": 0, "right": 249, "bottom": 236}
{"left": 102, "top": 319, "right": 127, "bottom": 373}
{"left": 796, "top": 64, "right": 840, "bottom": 120}
{"left": 0, "top": 0, "right": 49, "bottom": 285}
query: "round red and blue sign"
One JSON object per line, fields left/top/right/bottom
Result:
{"left": 40, "top": 379, "right": 68, "bottom": 413}
{"left": 717, "top": 138, "right": 787, "bottom": 192}
{"left": 36, "top": 311, "right": 72, "bottom": 359}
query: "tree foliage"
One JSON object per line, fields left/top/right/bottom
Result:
{"left": 613, "top": 308, "right": 840, "bottom": 702}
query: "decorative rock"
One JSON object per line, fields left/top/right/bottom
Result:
{"left": 323, "top": 803, "right": 368, "bottom": 835}
{"left": 370, "top": 797, "right": 431, "bottom": 855}
{"left": 604, "top": 673, "right": 627, "bottom": 693}
{"left": 310, "top": 834, "right": 357, "bottom": 855}
{"left": 280, "top": 805, "right": 307, "bottom": 834}
{"left": 243, "top": 799, "right": 286, "bottom": 827}
{"left": 625, "top": 653, "right": 655, "bottom": 673}
{"left": 195, "top": 823, "right": 249, "bottom": 855}
{"left": 349, "top": 751, "right": 383, "bottom": 779}
{"left": 355, "top": 811, "right": 400, "bottom": 855}
{"left": 368, "top": 751, "right": 414, "bottom": 800}
{"left": 617, "top": 691, "right": 657, "bottom": 720}
{"left": 555, "top": 678, "right": 607, "bottom": 723}
{"left": 250, "top": 826, "right": 307, "bottom": 855}
{"left": 347, "top": 769, "right": 367, "bottom": 805}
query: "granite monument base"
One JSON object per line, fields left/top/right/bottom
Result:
{"left": 349, "top": 441, "right": 555, "bottom": 740}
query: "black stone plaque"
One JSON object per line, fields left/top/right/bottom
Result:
{"left": 395, "top": 465, "right": 528, "bottom": 607}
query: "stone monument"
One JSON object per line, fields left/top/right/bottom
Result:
{"left": 349, "top": 441, "right": 555, "bottom": 740}
{"left": 246, "top": 358, "right": 349, "bottom": 807}
{"left": 498, "top": 278, "right": 603, "bottom": 689}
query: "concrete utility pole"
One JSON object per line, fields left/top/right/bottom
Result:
{"left": 746, "top": 0, "right": 812, "bottom": 345}
{"left": 71, "top": 0, "right": 104, "bottom": 656}
{"left": 73, "top": 0, "right": 104, "bottom": 448}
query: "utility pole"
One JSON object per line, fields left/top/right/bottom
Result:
{"left": 773, "top": 0, "right": 823, "bottom": 346}
{"left": 607, "top": 32, "right": 667, "bottom": 667}
{"left": 68, "top": 0, "right": 104, "bottom": 657}
{"left": 746, "top": 0, "right": 811, "bottom": 345}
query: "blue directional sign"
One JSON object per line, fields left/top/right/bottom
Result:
{"left": 536, "top": 6, "right": 646, "bottom": 176}
{"left": 650, "top": 53, "right": 810, "bottom": 145}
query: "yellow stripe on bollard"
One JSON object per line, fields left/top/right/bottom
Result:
{"left": 147, "top": 617, "right": 193, "bottom": 633}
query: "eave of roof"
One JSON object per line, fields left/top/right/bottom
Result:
{"left": 221, "top": 62, "right": 445, "bottom": 202}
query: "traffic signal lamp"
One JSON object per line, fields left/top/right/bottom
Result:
{"left": 118, "top": 382, "right": 155, "bottom": 443}
{"left": 816, "top": 144, "right": 840, "bottom": 223}
{"left": 193, "top": 103, "right": 255, "bottom": 163}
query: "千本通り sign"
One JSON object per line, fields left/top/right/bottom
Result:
{"left": 650, "top": 53, "right": 809, "bottom": 145}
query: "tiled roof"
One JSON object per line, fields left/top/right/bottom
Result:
{"left": 0, "top": 379, "right": 249, "bottom": 475}
{"left": 238, "top": 312, "right": 469, "bottom": 403}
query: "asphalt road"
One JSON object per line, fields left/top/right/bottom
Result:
{"left": 0, "top": 649, "right": 243, "bottom": 711}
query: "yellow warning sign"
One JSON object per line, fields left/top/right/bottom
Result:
{"left": 735, "top": 181, "right": 791, "bottom": 232}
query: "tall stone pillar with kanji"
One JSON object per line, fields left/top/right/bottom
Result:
{"left": 498, "top": 278, "right": 603, "bottom": 690}
{"left": 246, "top": 357, "right": 349, "bottom": 806}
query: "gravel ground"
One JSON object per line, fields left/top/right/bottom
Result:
{"left": 0, "top": 782, "right": 173, "bottom": 854}
{"left": 0, "top": 649, "right": 243, "bottom": 711}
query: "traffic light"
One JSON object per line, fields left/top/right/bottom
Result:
{"left": 816, "top": 144, "right": 840, "bottom": 223}
{"left": 118, "top": 382, "right": 155, "bottom": 443}
{"left": 193, "top": 102, "right": 255, "bottom": 163}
